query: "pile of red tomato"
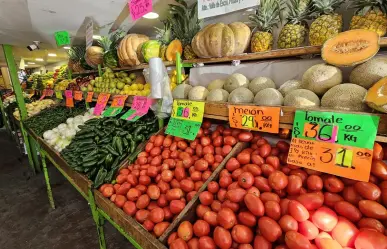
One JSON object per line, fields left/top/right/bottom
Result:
{"left": 168, "top": 136, "right": 387, "bottom": 249}
{"left": 98, "top": 121, "right": 247, "bottom": 238}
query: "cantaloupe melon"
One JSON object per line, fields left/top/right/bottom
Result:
{"left": 365, "top": 77, "right": 387, "bottom": 113}
{"left": 321, "top": 29, "right": 380, "bottom": 67}
{"left": 188, "top": 86, "right": 209, "bottom": 101}
{"left": 321, "top": 83, "right": 367, "bottom": 112}
{"left": 350, "top": 57, "right": 387, "bottom": 89}
{"left": 172, "top": 84, "right": 192, "bottom": 99}
{"left": 284, "top": 89, "right": 320, "bottom": 108}
{"left": 278, "top": 80, "right": 302, "bottom": 96}
{"left": 206, "top": 89, "right": 229, "bottom": 102}
{"left": 224, "top": 73, "right": 249, "bottom": 93}
{"left": 301, "top": 64, "right": 342, "bottom": 96}
{"left": 248, "top": 77, "right": 276, "bottom": 95}
{"left": 254, "top": 89, "right": 284, "bottom": 106}
{"left": 207, "top": 79, "right": 226, "bottom": 91}
{"left": 228, "top": 87, "right": 254, "bottom": 104}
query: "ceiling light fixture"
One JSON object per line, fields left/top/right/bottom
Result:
{"left": 93, "top": 35, "right": 102, "bottom": 39}
{"left": 35, "top": 58, "right": 44, "bottom": 61}
{"left": 28, "top": 62, "right": 35, "bottom": 64}
{"left": 143, "top": 12, "right": 159, "bottom": 19}
{"left": 63, "top": 46, "right": 71, "bottom": 50}
{"left": 48, "top": 53, "right": 57, "bottom": 57}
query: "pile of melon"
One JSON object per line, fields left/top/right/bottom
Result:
{"left": 172, "top": 56, "right": 387, "bottom": 113}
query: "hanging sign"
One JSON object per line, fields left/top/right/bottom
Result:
{"left": 86, "top": 92, "right": 94, "bottom": 102}
{"left": 93, "top": 93, "right": 110, "bottom": 116}
{"left": 287, "top": 110, "right": 380, "bottom": 182}
{"left": 85, "top": 17, "right": 93, "bottom": 49}
{"left": 121, "top": 96, "right": 152, "bottom": 121}
{"left": 54, "top": 31, "right": 71, "bottom": 47}
{"left": 165, "top": 100, "right": 205, "bottom": 140}
{"left": 198, "top": 0, "right": 259, "bottom": 19}
{"left": 74, "top": 91, "right": 83, "bottom": 101}
{"left": 55, "top": 91, "right": 63, "bottom": 99}
{"left": 103, "top": 95, "right": 128, "bottom": 117}
{"left": 229, "top": 105, "right": 280, "bottom": 133}
{"left": 128, "top": 0, "right": 153, "bottom": 21}
{"left": 65, "top": 90, "right": 74, "bottom": 107}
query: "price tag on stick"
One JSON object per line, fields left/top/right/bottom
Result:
{"left": 39, "top": 89, "right": 47, "bottom": 100}
{"left": 120, "top": 96, "right": 152, "bottom": 121}
{"left": 229, "top": 105, "right": 280, "bottom": 133}
{"left": 46, "top": 89, "right": 54, "bottom": 97}
{"left": 287, "top": 110, "right": 380, "bottom": 181}
{"left": 55, "top": 91, "right": 63, "bottom": 99}
{"left": 65, "top": 90, "right": 74, "bottom": 107}
{"left": 74, "top": 91, "right": 83, "bottom": 101}
{"left": 165, "top": 100, "right": 205, "bottom": 140}
{"left": 93, "top": 93, "right": 110, "bottom": 116}
{"left": 86, "top": 92, "right": 94, "bottom": 102}
{"left": 103, "top": 95, "right": 128, "bottom": 117}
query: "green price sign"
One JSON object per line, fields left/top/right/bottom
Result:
{"left": 54, "top": 31, "right": 71, "bottom": 47}
{"left": 292, "top": 110, "right": 379, "bottom": 149}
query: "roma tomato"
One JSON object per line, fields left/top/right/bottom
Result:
{"left": 269, "top": 171, "right": 289, "bottom": 191}
{"left": 214, "top": 226, "right": 232, "bottom": 249}
{"left": 284, "top": 231, "right": 312, "bottom": 249}
{"left": 331, "top": 217, "right": 359, "bottom": 248}
{"left": 358, "top": 218, "right": 385, "bottom": 234}
{"left": 253, "top": 235, "right": 272, "bottom": 249}
{"left": 237, "top": 152, "right": 251, "bottom": 165}
{"left": 334, "top": 201, "right": 362, "bottom": 222}
{"left": 298, "top": 220, "right": 319, "bottom": 240}
{"left": 244, "top": 193, "right": 264, "bottom": 216}
{"left": 238, "top": 131, "right": 253, "bottom": 142}
{"left": 371, "top": 160, "right": 387, "bottom": 181}
{"left": 279, "top": 215, "right": 298, "bottom": 232}
{"left": 306, "top": 175, "right": 323, "bottom": 191}
{"left": 311, "top": 207, "right": 338, "bottom": 232}
{"left": 358, "top": 200, "right": 387, "bottom": 219}
{"left": 373, "top": 142, "right": 384, "bottom": 160}
{"left": 217, "top": 208, "right": 237, "bottom": 230}
{"left": 354, "top": 182, "right": 381, "bottom": 201}
{"left": 324, "top": 176, "right": 344, "bottom": 193}
{"left": 286, "top": 175, "right": 302, "bottom": 195}
{"left": 264, "top": 201, "right": 281, "bottom": 221}
{"left": 342, "top": 186, "right": 363, "bottom": 205}
{"left": 203, "top": 211, "right": 218, "bottom": 227}
{"left": 193, "top": 220, "right": 210, "bottom": 237}
{"left": 288, "top": 200, "right": 309, "bottom": 222}
{"left": 296, "top": 192, "right": 324, "bottom": 211}
{"left": 227, "top": 188, "right": 247, "bottom": 203}
{"left": 354, "top": 229, "right": 387, "bottom": 249}
{"left": 170, "top": 238, "right": 189, "bottom": 249}
{"left": 232, "top": 225, "right": 254, "bottom": 244}
{"left": 238, "top": 211, "right": 257, "bottom": 227}
{"left": 258, "top": 216, "right": 282, "bottom": 242}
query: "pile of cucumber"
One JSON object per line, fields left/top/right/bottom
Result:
{"left": 61, "top": 113, "right": 159, "bottom": 187}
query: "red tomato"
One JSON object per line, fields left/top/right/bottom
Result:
{"left": 180, "top": 179, "right": 195, "bottom": 193}
{"left": 285, "top": 231, "right": 312, "bottom": 249}
{"left": 354, "top": 182, "right": 381, "bottom": 201}
{"left": 238, "top": 211, "right": 257, "bottom": 227}
{"left": 193, "top": 220, "right": 210, "bottom": 237}
{"left": 354, "top": 229, "right": 387, "bottom": 249}
{"left": 198, "top": 236, "right": 216, "bottom": 249}
{"left": 244, "top": 193, "right": 264, "bottom": 216}
{"left": 147, "top": 185, "right": 160, "bottom": 200}
{"left": 279, "top": 215, "right": 298, "bottom": 232}
{"left": 227, "top": 188, "right": 247, "bottom": 203}
{"left": 214, "top": 226, "right": 232, "bottom": 249}
{"left": 238, "top": 131, "right": 253, "bottom": 142}
{"left": 358, "top": 200, "right": 387, "bottom": 219}
{"left": 264, "top": 200, "right": 281, "bottom": 221}
{"left": 258, "top": 216, "right": 282, "bottom": 242}
{"left": 170, "top": 200, "right": 186, "bottom": 214}
{"left": 260, "top": 192, "right": 280, "bottom": 203}
{"left": 288, "top": 200, "right": 309, "bottom": 222}
{"left": 208, "top": 181, "right": 219, "bottom": 194}
{"left": 199, "top": 191, "right": 213, "bottom": 206}
{"left": 196, "top": 204, "right": 210, "bottom": 218}
{"left": 135, "top": 209, "right": 149, "bottom": 224}
{"left": 298, "top": 220, "right": 319, "bottom": 240}
{"left": 334, "top": 201, "right": 362, "bottom": 222}
{"left": 259, "top": 144, "right": 272, "bottom": 158}
{"left": 253, "top": 235, "right": 272, "bottom": 249}
{"left": 238, "top": 172, "right": 255, "bottom": 189}
{"left": 331, "top": 217, "right": 359, "bottom": 248}
{"left": 217, "top": 208, "right": 237, "bottom": 229}
{"left": 266, "top": 156, "right": 280, "bottom": 169}
{"left": 122, "top": 201, "right": 137, "bottom": 216}
{"left": 224, "top": 136, "right": 237, "bottom": 146}
{"left": 203, "top": 210, "right": 218, "bottom": 226}
{"left": 232, "top": 225, "right": 254, "bottom": 244}
{"left": 324, "top": 176, "right": 344, "bottom": 193}
{"left": 297, "top": 192, "right": 324, "bottom": 211}
{"left": 194, "top": 159, "right": 209, "bottom": 172}
{"left": 324, "top": 192, "right": 344, "bottom": 208}
{"left": 254, "top": 176, "right": 272, "bottom": 192}
{"left": 237, "top": 152, "right": 251, "bottom": 165}
{"left": 371, "top": 160, "right": 387, "bottom": 181}
{"left": 307, "top": 175, "right": 323, "bottom": 191}
{"left": 311, "top": 207, "right": 338, "bottom": 232}
{"left": 219, "top": 175, "right": 233, "bottom": 189}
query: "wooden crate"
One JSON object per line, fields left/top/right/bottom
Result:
{"left": 94, "top": 133, "right": 247, "bottom": 249}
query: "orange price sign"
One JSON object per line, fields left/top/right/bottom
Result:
{"left": 74, "top": 91, "right": 83, "bottom": 101}
{"left": 39, "top": 89, "right": 47, "bottom": 100}
{"left": 228, "top": 105, "right": 280, "bottom": 133}
{"left": 93, "top": 93, "right": 110, "bottom": 115}
{"left": 287, "top": 137, "right": 373, "bottom": 182}
{"left": 86, "top": 92, "right": 94, "bottom": 102}
{"left": 111, "top": 95, "right": 128, "bottom": 107}
{"left": 64, "top": 90, "right": 74, "bottom": 108}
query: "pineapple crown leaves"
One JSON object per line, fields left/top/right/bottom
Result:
{"left": 286, "top": 0, "right": 316, "bottom": 25}
{"left": 348, "top": 0, "right": 387, "bottom": 15}
{"left": 311, "top": 0, "right": 345, "bottom": 15}
{"left": 166, "top": 0, "right": 201, "bottom": 46}
{"left": 155, "top": 19, "right": 173, "bottom": 45}
{"left": 67, "top": 46, "right": 86, "bottom": 61}
{"left": 97, "top": 30, "right": 125, "bottom": 53}
{"left": 249, "top": 0, "right": 286, "bottom": 33}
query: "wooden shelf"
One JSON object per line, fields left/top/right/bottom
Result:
{"left": 72, "top": 37, "right": 387, "bottom": 76}
{"left": 201, "top": 101, "right": 387, "bottom": 143}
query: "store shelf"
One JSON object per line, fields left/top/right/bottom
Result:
{"left": 72, "top": 37, "right": 387, "bottom": 76}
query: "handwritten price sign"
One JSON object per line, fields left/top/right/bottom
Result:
{"left": 39, "top": 90, "right": 47, "bottom": 100}
{"left": 128, "top": 0, "right": 152, "bottom": 21}
{"left": 86, "top": 92, "right": 94, "bottom": 102}
{"left": 287, "top": 110, "right": 379, "bottom": 181}
{"left": 55, "top": 91, "right": 63, "bottom": 99}
{"left": 166, "top": 100, "right": 205, "bottom": 140}
{"left": 103, "top": 95, "right": 128, "bottom": 117}
{"left": 229, "top": 105, "right": 280, "bottom": 133}
{"left": 65, "top": 90, "right": 74, "bottom": 107}
{"left": 74, "top": 91, "right": 83, "bottom": 101}
{"left": 120, "top": 96, "right": 152, "bottom": 121}
{"left": 54, "top": 30, "right": 71, "bottom": 47}
{"left": 93, "top": 93, "right": 110, "bottom": 116}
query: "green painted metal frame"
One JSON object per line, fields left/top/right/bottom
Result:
{"left": 2, "top": 44, "right": 37, "bottom": 173}
{"left": 0, "top": 93, "right": 12, "bottom": 135}
{"left": 40, "top": 149, "right": 55, "bottom": 209}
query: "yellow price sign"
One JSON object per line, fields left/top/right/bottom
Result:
{"left": 171, "top": 100, "right": 205, "bottom": 123}
{"left": 335, "top": 148, "right": 354, "bottom": 168}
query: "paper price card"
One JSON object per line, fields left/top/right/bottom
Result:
{"left": 128, "top": 0, "right": 152, "bottom": 21}
{"left": 287, "top": 110, "right": 380, "bottom": 181}
{"left": 74, "top": 91, "right": 83, "bottom": 101}
{"left": 86, "top": 92, "right": 94, "bottom": 102}
{"left": 46, "top": 89, "right": 54, "bottom": 97}
{"left": 93, "top": 93, "right": 110, "bottom": 116}
{"left": 65, "top": 90, "right": 74, "bottom": 108}
{"left": 103, "top": 95, "right": 128, "bottom": 117}
{"left": 165, "top": 100, "right": 205, "bottom": 140}
{"left": 39, "top": 90, "right": 47, "bottom": 100}
{"left": 229, "top": 105, "right": 280, "bottom": 133}
{"left": 120, "top": 96, "right": 152, "bottom": 121}
{"left": 55, "top": 91, "right": 63, "bottom": 99}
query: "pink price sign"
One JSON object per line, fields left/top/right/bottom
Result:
{"left": 132, "top": 96, "right": 152, "bottom": 115}
{"left": 65, "top": 90, "right": 73, "bottom": 98}
{"left": 93, "top": 93, "right": 110, "bottom": 116}
{"left": 128, "top": 0, "right": 152, "bottom": 21}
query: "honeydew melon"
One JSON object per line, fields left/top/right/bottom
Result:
{"left": 228, "top": 87, "right": 254, "bottom": 104}
{"left": 224, "top": 73, "right": 249, "bottom": 93}
{"left": 172, "top": 84, "right": 193, "bottom": 99}
{"left": 207, "top": 79, "right": 226, "bottom": 91}
{"left": 284, "top": 89, "right": 320, "bottom": 108}
{"left": 188, "top": 86, "right": 209, "bottom": 101}
{"left": 206, "top": 89, "right": 229, "bottom": 102}
{"left": 254, "top": 88, "right": 284, "bottom": 106}
{"left": 248, "top": 77, "right": 276, "bottom": 95}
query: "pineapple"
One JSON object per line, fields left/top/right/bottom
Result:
{"left": 67, "top": 46, "right": 85, "bottom": 72}
{"left": 98, "top": 31, "right": 125, "bottom": 68}
{"left": 309, "top": 0, "right": 345, "bottom": 46}
{"left": 249, "top": 0, "right": 285, "bottom": 52}
{"left": 349, "top": 0, "right": 387, "bottom": 37}
{"left": 278, "top": 0, "right": 314, "bottom": 49}
{"left": 155, "top": 20, "right": 173, "bottom": 61}
{"left": 299, "top": 0, "right": 311, "bottom": 11}
{"left": 167, "top": 0, "right": 201, "bottom": 60}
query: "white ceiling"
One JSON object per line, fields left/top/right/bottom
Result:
{"left": 0, "top": 0, "right": 178, "bottom": 67}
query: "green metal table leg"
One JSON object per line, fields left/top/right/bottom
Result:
{"left": 20, "top": 122, "right": 37, "bottom": 173}
{"left": 0, "top": 93, "right": 11, "bottom": 135}
{"left": 89, "top": 189, "right": 107, "bottom": 249}
{"left": 29, "top": 137, "right": 41, "bottom": 172}
{"left": 40, "top": 150, "right": 55, "bottom": 209}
